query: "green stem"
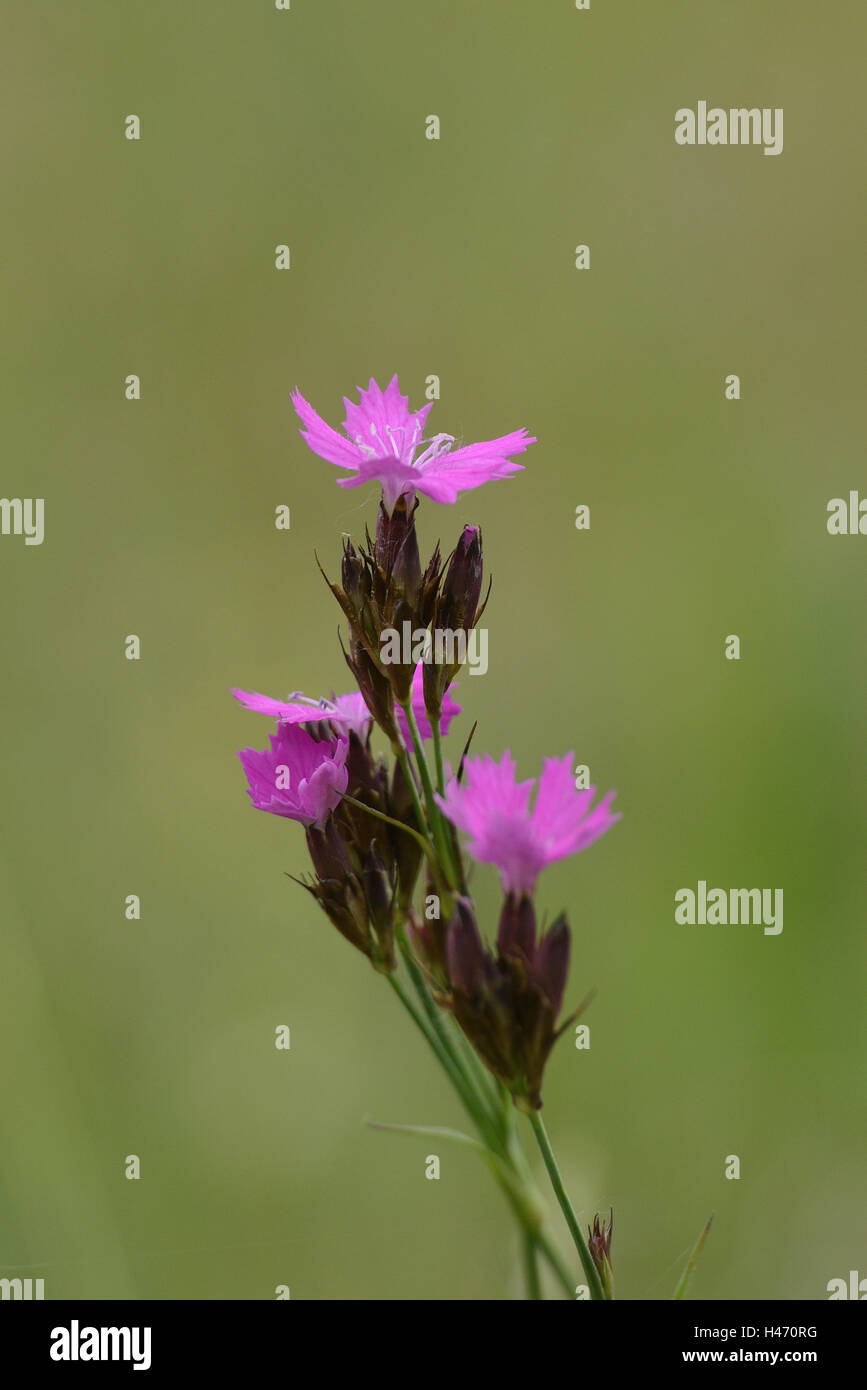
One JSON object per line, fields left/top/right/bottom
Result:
{"left": 389, "top": 969, "right": 483, "bottom": 1118}
{"left": 498, "top": 1092, "right": 576, "bottom": 1296}
{"left": 447, "top": 1006, "right": 500, "bottom": 1100}
{"left": 399, "top": 698, "right": 438, "bottom": 818}
{"left": 399, "top": 699, "right": 460, "bottom": 889}
{"left": 479, "top": 1151, "right": 575, "bottom": 1300}
{"left": 342, "top": 793, "right": 442, "bottom": 883}
{"left": 397, "top": 931, "right": 504, "bottom": 1151}
{"left": 390, "top": 741, "right": 430, "bottom": 842}
{"left": 523, "top": 1229, "right": 542, "bottom": 1299}
{"left": 431, "top": 714, "right": 446, "bottom": 795}
{"left": 368, "top": 1113, "right": 573, "bottom": 1299}
{"left": 528, "top": 1111, "right": 606, "bottom": 1301}
{"left": 398, "top": 950, "right": 578, "bottom": 1302}
{"left": 430, "top": 713, "right": 466, "bottom": 888}
{"left": 386, "top": 972, "right": 437, "bottom": 1050}
{"left": 534, "top": 1228, "right": 579, "bottom": 1300}
{"left": 448, "top": 1014, "right": 504, "bottom": 1128}
{"left": 387, "top": 968, "right": 575, "bottom": 1300}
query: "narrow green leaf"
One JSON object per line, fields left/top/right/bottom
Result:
{"left": 672, "top": 1212, "right": 715, "bottom": 1300}
{"left": 366, "top": 1120, "right": 482, "bottom": 1150}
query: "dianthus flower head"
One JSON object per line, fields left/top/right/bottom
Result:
{"left": 232, "top": 687, "right": 372, "bottom": 738}
{"left": 238, "top": 724, "right": 348, "bottom": 829}
{"left": 231, "top": 665, "right": 460, "bottom": 745}
{"left": 291, "top": 374, "right": 534, "bottom": 514}
{"left": 437, "top": 751, "right": 620, "bottom": 896}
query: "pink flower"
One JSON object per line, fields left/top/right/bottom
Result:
{"left": 238, "top": 724, "right": 349, "bottom": 828}
{"left": 231, "top": 666, "right": 461, "bottom": 743}
{"left": 396, "top": 666, "right": 461, "bottom": 743}
{"left": 291, "top": 375, "right": 534, "bottom": 513}
{"left": 437, "top": 751, "right": 620, "bottom": 896}
{"left": 232, "top": 687, "right": 372, "bottom": 738}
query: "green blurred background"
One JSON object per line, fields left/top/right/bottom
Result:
{"left": 2, "top": 1, "right": 864, "bottom": 1300}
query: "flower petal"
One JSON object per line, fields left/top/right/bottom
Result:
{"left": 232, "top": 688, "right": 327, "bottom": 722}
{"left": 416, "top": 429, "right": 534, "bottom": 501}
{"left": 291, "top": 388, "right": 364, "bottom": 471}
{"left": 336, "top": 452, "right": 423, "bottom": 513}
{"left": 341, "top": 375, "right": 432, "bottom": 462}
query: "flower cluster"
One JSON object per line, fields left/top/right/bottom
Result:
{"left": 233, "top": 376, "right": 620, "bottom": 1109}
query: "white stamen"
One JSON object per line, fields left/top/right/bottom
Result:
{"left": 413, "top": 433, "right": 455, "bottom": 470}
{"left": 286, "top": 692, "right": 337, "bottom": 713}
{"left": 385, "top": 423, "right": 406, "bottom": 459}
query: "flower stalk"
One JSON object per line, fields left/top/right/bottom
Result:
{"left": 528, "top": 1111, "right": 606, "bottom": 1300}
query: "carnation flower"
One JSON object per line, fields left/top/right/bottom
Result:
{"left": 238, "top": 724, "right": 349, "bottom": 828}
{"left": 232, "top": 688, "right": 372, "bottom": 738}
{"left": 291, "top": 375, "right": 534, "bottom": 513}
{"left": 437, "top": 751, "right": 620, "bottom": 896}
{"left": 231, "top": 666, "right": 460, "bottom": 745}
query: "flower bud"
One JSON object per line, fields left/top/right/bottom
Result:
{"left": 302, "top": 821, "right": 398, "bottom": 973}
{"left": 374, "top": 495, "right": 417, "bottom": 579}
{"left": 445, "top": 898, "right": 579, "bottom": 1111}
{"left": 383, "top": 504, "right": 422, "bottom": 601}
{"left": 302, "top": 824, "right": 371, "bottom": 960}
{"left": 446, "top": 898, "right": 490, "bottom": 994}
{"left": 342, "top": 636, "right": 399, "bottom": 744}
{"left": 424, "top": 525, "right": 484, "bottom": 720}
{"left": 306, "top": 817, "right": 352, "bottom": 883}
{"left": 440, "top": 525, "right": 484, "bottom": 632}
{"left": 341, "top": 536, "right": 370, "bottom": 613}
{"left": 587, "top": 1211, "right": 614, "bottom": 1300}
{"left": 531, "top": 912, "right": 570, "bottom": 1017}
{"left": 419, "top": 541, "right": 443, "bottom": 629}
{"left": 362, "top": 841, "right": 397, "bottom": 969}
{"left": 497, "top": 892, "right": 537, "bottom": 961}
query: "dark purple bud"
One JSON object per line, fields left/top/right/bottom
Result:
{"left": 497, "top": 892, "right": 537, "bottom": 961}
{"left": 362, "top": 841, "right": 395, "bottom": 939}
{"left": 375, "top": 495, "right": 417, "bottom": 578}
{"left": 341, "top": 537, "right": 368, "bottom": 610}
{"left": 390, "top": 523, "right": 422, "bottom": 598}
{"left": 305, "top": 819, "right": 352, "bottom": 883}
{"left": 419, "top": 541, "right": 443, "bottom": 629}
{"left": 439, "top": 525, "right": 483, "bottom": 632}
{"left": 300, "top": 867, "right": 371, "bottom": 960}
{"left": 382, "top": 597, "right": 418, "bottom": 704}
{"left": 344, "top": 730, "right": 381, "bottom": 795}
{"left": 422, "top": 655, "right": 443, "bottom": 723}
{"left": 424, "top": 526, "right": 484, "bottom": 723}
{"left": 342, "top": 635, "right": 398, "bottom": 744}
{"left": 446, "top": 897, "right": 490, "bottom": 995}
{"left": 532, "top": 913, "right": 570, "bottom": 1016}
